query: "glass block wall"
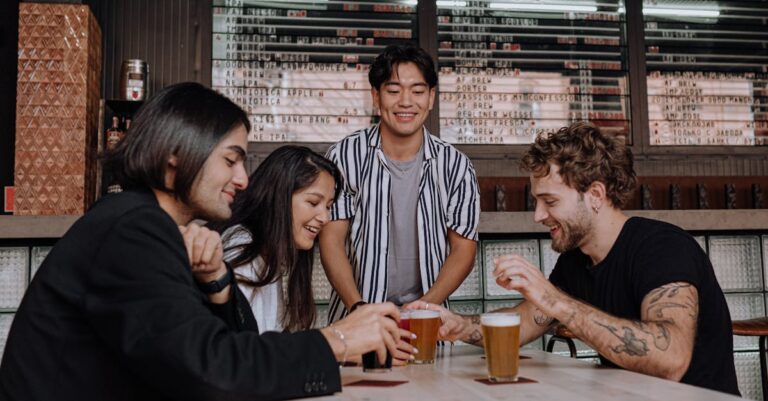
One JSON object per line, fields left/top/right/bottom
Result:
{"left": 1, "top": 235, "right": 765, "bottom": 398}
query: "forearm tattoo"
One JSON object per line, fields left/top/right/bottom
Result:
{"left": 593, "top": 320, "right": 650, "bottom": 356}
{"left": 464, "top": 315, "right": 483, "bottom": 346}
{"left": 592, "top": 282, "right": 697, "bottom": 356}
{"left": 633, "top": 321, "right": 671, "bottom": 351}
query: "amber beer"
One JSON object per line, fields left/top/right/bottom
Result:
{"left": 399, "top": 310, "right": 411, "bottom": 344}
{"left": 481, "top": 313, "right": 520, "bottom": 382}
{"left": 410, "top": 310, "right": 440, "bottom": 364}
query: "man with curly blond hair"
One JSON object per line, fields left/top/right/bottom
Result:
{"left": 409, "top": 122, "right": 739, "bottom": 396}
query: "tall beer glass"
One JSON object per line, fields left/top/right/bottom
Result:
{"left": 481, "top": 313, "right": 520, "bottom": 382}
{"left": 409, "top": 310, "right": 440, "bottom": 364}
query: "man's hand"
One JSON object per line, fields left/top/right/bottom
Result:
{"left": 404, "top": 300, "right": 484, "bottom": 346}
{"left": 493, "top": 254, "right": 567, "bottom": 320}
{"left": 179, "top": 223, "right": 227, "bottom": 284}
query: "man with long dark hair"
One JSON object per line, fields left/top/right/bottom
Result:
{"left": 410, "top": 122, "right": 739, "bottom": 396}
{"left": 0, "top": 82, "right": 404, "bottom": 401}
{"left": 320, "top": 44, "right": 480, "bottom": 326}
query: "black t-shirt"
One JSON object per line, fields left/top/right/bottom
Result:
{"left": 549, "top": 217, "right": 739, "bottom": 396}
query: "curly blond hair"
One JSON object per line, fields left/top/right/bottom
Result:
{"left": 520, "top": 122, "right": 637, "bottom": 208}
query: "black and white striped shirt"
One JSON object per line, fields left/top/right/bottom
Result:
{"left": 325, "top": 124, "right": 480, "bottom": 323}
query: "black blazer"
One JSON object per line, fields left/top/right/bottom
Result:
{"left": 0, "top": 190, "right": 340, "bottom": 401}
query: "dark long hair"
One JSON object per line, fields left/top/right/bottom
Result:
{"left": 211, "top": 146, "right": 342, "bottom": 331}
{"left": 104, "top": 82, "right": 250, "bottom": 204}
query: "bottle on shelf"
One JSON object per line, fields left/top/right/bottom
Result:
{"left": 105, "top": 116, "right": 124, "bottom": 152}
{"left": 105, "top": 116, "right": 125, "bottom": 194}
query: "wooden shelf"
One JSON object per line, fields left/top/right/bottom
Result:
{"left": 2, "top": 210, "right": 768, "bottom": 239}
{"left": 0, "top": 215, "right": 81, "bottom": 239}
{"left": 479, "top": 210, "right": 768, "bottom": 234}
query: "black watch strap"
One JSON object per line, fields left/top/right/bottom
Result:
{"left": 196, "top": 264, "right": 233, "bottom": 294}
{"left": 349, "top": 300, "right": 367, "bottom": 313}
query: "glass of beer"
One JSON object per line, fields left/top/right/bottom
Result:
{"left": 410, "top": 310, "right": 440, "bottom": 364}
{"left": 481, "top": 312, "right": 520, "bottom": 382}
{"left": 399, "top": 310, "right": 412, "bottom": 345}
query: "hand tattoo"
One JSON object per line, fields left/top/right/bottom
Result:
{"left": 465, "top": 315, "right": 484, "bottom": 346}
{"left": 533, "top": 308, "right": 554, "bottom": 327}
{"left": 594, "top": 320, "right": 649, "bottom": 356}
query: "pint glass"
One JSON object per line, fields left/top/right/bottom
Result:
{"left": 481, "top": 313, "right": 520, "bottom": 382}
{"left": 399, "top": 310, "right": 412, "bottom": 345}
{"left": 409, "top": 310, "right": 440, "bottom": 364}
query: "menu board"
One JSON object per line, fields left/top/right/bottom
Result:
{"left": 212, "top": 0, "right": 417, "bottom": 142}
{"left": 645, "top": 0, "right": 768, "bottom": 146}
{"left": 437, "top": 1, "right": 630, "bottom": 144}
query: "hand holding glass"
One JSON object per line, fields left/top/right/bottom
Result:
{"left": 409, "top": 310, "right": 440, "bottom": 364}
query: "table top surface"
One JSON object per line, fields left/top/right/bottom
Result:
{"left": 310, "top": 346, "right": 743, "bottom": 401}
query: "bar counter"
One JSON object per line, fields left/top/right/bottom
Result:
{"left": 319, "top": 345, "right": 743, "bottom": 401}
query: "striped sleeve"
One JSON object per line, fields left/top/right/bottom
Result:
{"left": 446, "top": 154, "right": 480, "bottom": 241}
{"left": 326, "top": 142, "right": 355, "bottom": 221}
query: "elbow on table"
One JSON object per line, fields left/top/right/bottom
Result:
{"left": 659, "top": 355, "right": 691, "bottom": 382}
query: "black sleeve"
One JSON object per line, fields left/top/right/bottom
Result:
{"left": 83, "top": 207, "right": 340, "bottom": 401}
{"left": 630, "top": 229, "right": 704, "bottom": 302}
{"left": 205, "top": 284, "right": 260, "bottom": 332}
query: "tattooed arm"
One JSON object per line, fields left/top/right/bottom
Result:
{"left": 555, "top": 282, "right": 698, "bottom": 381}
{"left": 492, "top": 255, "right": 698, "bottom": 381}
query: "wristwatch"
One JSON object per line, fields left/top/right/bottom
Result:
{"left": 349, "top": 300, "right": 367, "bottom": 313}
{"left": 196, "top": 264, "right": 233, "bottom": 294}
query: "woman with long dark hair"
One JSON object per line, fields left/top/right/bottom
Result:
{"left": 212, "top": 145, "right": 341, "bottom": 332}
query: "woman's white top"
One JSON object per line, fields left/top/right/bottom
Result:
{"left": 222, "top": 225, "right": 285, "bottom": 333}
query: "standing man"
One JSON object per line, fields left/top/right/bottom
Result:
{"left": 320, "top": 44, "right": 480, "bottom": 323}
{"left": 0, "top": 82, "right": 404, "bottom": 401}
{"left": 412, "top": 122, "right": 739, "bottom": 396}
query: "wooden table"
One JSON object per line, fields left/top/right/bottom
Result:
{"left": 313, "top": 345, "right": 743, "bottom": 401}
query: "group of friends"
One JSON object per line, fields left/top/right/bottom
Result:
{"left": 0, "top": 44, "right": 740, "bottom": 400}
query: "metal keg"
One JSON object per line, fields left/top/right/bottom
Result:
{"left": 119, "top": 59, "right": 149, "bottom": 101}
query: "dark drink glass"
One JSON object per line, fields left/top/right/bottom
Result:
{"left": 362, "top": 350, "right": 392, "bottom": 372}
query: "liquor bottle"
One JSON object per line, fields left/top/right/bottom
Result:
{"left": 105, "top": 116, "right": 123, "bottom": 151}
{"left": 105, "top": 116, "right": 125, "bottom": 194}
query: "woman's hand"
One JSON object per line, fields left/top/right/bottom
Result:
{"left": 320, "top": 303, "right": 416, "bottom": 365}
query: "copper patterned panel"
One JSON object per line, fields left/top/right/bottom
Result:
{"left": 14, "top": 3, "right": 101, "bottom": 215}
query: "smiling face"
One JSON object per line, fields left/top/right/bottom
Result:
{"left": 291, "top": 170, "right": 335, "bottom": 251}
{"left": 372, "top": 61, "right": 436, "bottom": 139}
{"left": 531, "top": 164, "right": 594, "bottom": 253}
{"left": 186, "top": 124, "right": 248, "bottom": 222}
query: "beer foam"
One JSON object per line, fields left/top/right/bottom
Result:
{"left": 481, "top": 313, "right": 520, "bottom": 326}
{"left": 409, "top": 310, "right": 440, "bottom": 319}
